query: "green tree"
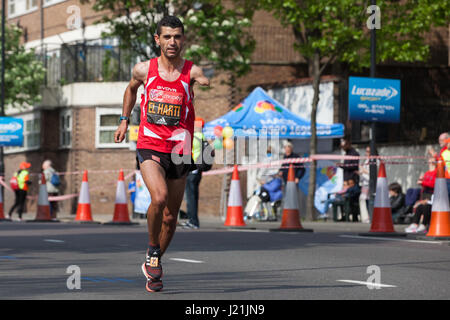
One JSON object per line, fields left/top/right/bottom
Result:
{"left": 2, "top": 23, "right": 46, "bottom": 111}
{"left": 82, "top": 0, "right": 255, "bottom": 86}
{"left": 258, "top": 0, "right": 450, "bottom": 220}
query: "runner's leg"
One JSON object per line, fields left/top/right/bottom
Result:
{"left": 140, "top": 160, "right": 168, "bottom": 247}
{"left": 160, "top": 175, "right": 188, "bottom": 255}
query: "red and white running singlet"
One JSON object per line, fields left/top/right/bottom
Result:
{"left": 137, "top": 58, "right": 195, "bottom": 155}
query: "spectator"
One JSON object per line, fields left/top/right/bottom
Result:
{"left": 257, "top": 146, "right": 279, "bottom": 185}
{"left": 128, "top": 179, "right": 136, "bottom": 217}
{"left": 428, "top": 132, "right": 448, "bottom": 161}
{"left": 417, "top": 157, "right": 437, "bottom": 198}
{"left": 337, "top": 136, "right": 360, "bottom": 185}
{"left": 324, "top": 180, "right": 349, "bottom": 218}
{"left": 42, "top": 160, "right": 60, "bottom": 219}
{"left": 358, "top": 146, "right": 371, "bottom": 223}
{"left": 278, "top": 141, "right": 305, "bottom": 184}
{"left": 388, "top": 182, "right": 406, "bottom": 224}
{"left": 404, "top": 158, "right": 437, "bottom": 233}
{"left": 8, "top": 162, "right": 32, "bottom": 221}
{"left": 183, "top": 118, "right": 206, "bottom": 229}
{"left": 331, "top": 178, "right": 361, "bottom": 221}
{"left": 404, "top": 199, "right": 432, "bottom": 233}
{"left": 441, "top": 137, "right": 450, "bottom": 200}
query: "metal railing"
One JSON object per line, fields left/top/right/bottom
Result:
{"left": 36, "top": 40, "right": 138, "bottom": 86}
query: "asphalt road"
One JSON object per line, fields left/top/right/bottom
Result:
{"left": 1, "top": 219, "right": 449, "bottom": 302}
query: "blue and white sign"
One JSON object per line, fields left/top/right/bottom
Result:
{"left": 0, "top": 117, "right": 24, "bottom": 146}
{"left": 348, "top": 77, "right": 401, "bottom": 123}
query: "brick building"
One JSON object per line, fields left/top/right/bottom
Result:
{"left": 3, "top": 1, "right": 449, "bottom": 219}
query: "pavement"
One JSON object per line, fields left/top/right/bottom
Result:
{"left": 1, "top": 212, "right": 449, "bottom": 303}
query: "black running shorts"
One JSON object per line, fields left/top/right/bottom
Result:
{"left": 137, "top": 149, "right": 193, "bottom": 180}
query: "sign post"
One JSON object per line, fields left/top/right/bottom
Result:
{"left": 348, "top": 76, "right": 401, "bottom": 219}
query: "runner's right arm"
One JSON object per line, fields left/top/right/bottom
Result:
{"left": 114, "top": 61, "right": 148, "bottom": 143}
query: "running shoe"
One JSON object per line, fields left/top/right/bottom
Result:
{"left": 142, "top": 247, "right": 163, "bottom": 280}
{"left": 144, "top": 277, "right": 163, "bottom": 292}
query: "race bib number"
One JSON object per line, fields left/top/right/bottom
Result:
{"left": 147, "top": 89, "right": 183, "bottom": 126}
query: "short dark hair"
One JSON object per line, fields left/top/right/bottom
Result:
{"left": 389, "top": 182, "right": 402, "bottom": 194}
{"left": 156, "top": 16, "right": 184, "bottom": 36}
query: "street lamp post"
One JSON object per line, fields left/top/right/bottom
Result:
{"left": 1, "top": 0, "right": 6, "bottom": 187}
{"left": 368, "top": 0, "right": 378, "bottom": 219}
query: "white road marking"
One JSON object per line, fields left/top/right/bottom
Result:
{"left": 170, "top": 258, "right": 204, "bottom": 264}
{"left": 227, "top": 228, "right": 269, "bottom": 233}
{"left": 44, "top": 239, "right": 65, "bottom": 243}
{"left": 339, "top": 235, "right": 443, "bottom": 244}
{"left": 337, "top": 279, "right": 397, "bottom": 288}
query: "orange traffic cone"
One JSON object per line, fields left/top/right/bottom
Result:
{"left": 104, "top": 169, "right": 136, "bottom": 225}
{"left": 224, "top": 165, "right": 246, "bottom": 227}
{"left": 75, "top": 171, "right": 99, "bottom": 223}
{"left": 424, "top": 160, "right": 450, "bottom": 239}
{"left": 271, "top": 164, "right": 312, "bottom": 232}
{"left": 361, "top": 162, "right": 404, "bottom": 236}
{"left": 0, "top": 186, "right": 11, "bottom": 222}
{"left": 31, "top": 173, "right": 58, "bottom": 222}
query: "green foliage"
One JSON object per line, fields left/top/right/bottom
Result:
{"left": 82, "top": 0, "right": 256, "bottom": 79}
{"left": 181, "top": 1, "right": 255, "bottom": 78}
{"left": 259, "top": 0, "right": 450, "bottom": 71}
{"left": 1, "top": 23, "right": 46, "bottom": 111}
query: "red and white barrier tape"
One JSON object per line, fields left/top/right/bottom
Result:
{"left": 0, "top": 171, "right": 136, "bottom": 202}
{"left": 202, "top": 154, "right": 431, "bottom": 176}
{"left": 0, "top": 155, "right": 434, "bottom": 200}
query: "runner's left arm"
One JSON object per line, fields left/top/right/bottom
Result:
{"left": 191, "top": 64, "right": 210, "bottom": 87}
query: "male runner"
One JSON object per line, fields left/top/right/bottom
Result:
{"left": 114, "top": 16, "right": 210, "bottom": 292}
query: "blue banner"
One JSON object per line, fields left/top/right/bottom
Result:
{"left": 0, "top": 117, "right": 24, "bottom": 147}
{"left": 297, "top": 160, "right": 344, "bottom": 214}
{"left": 348, "top": 77, "right": 401, "bottom": 123}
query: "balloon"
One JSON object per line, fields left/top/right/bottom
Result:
{"left": 223, "top": 137, "right": 234, "bottom": 150}
{"left": 214, "top": 125, "right": 223, "bottom": 137}
{"left": 222, "top": 126, "right": 234, "bottom": 139}
{"left": 213, "top": 138, "right": 223, "bottom": 150}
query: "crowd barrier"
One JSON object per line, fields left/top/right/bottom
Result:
{"left": 0, "top": 154, "right": 434, "bottom": 202}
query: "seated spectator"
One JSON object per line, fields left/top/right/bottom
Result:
{"left": 404, "top": 158, "right": 437, "bottom": 233}
{"left": 404, "top": 199, "right": 432, "bottom": 233}
{"left": 417, "top": 158, "right": 437, "bottom": 199}
{"left": 332, "top": 178, "right": 360, "bottom": 221}
{"left": 323, "top": 180, "right": 349, "bottom": 212}
{"left": 388, "top": 182, "right": 406, "bottom": 224}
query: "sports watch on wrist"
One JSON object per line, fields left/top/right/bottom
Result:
{"left": 119, "top": 116, "right": 129, "bottom": 124}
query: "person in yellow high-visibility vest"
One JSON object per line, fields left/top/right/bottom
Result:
{"left": 8, "top": 162, "right": 32, "bottom": 221}
{"left": 182, "top": 117, "right": 205, "bottom": 229}
{"left": 441, "top": 137, "right": 450, "bottom": 201}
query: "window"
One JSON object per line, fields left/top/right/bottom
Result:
{"left": 60, "top": 109, "right": 72, "bottom": 148}
{"left": 8, "top": 0, "right": 38, "bottom": 18}
{"left": 43, "top": 0, "right": 68, "bottom": 8}
{"left": 4, "top": 112, "right": 41, "bottom": 153}
{"left": 95, "top": 108, "right": 129, "bottom": 148}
